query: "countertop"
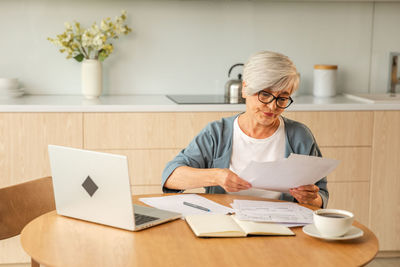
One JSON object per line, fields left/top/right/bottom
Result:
{"left": 0, "top": 94, "right": 399, "bottom": 112}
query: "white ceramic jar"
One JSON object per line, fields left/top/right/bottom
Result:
{"left": 313, "top": 65, "right": 338, "bottom": 97}
{"left": 82, "top": 59, "right": 102, "bottom": 99}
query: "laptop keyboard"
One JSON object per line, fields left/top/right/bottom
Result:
{"left": 134, "top": 213, "right": 159, "bottom": 225}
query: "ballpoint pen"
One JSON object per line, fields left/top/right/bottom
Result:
{"left": 183, "top": 201, "right": 211, "bottom": 212}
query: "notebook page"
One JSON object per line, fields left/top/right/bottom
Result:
{"left": 232, "top": 216, "right": 294, "bottom": 236}
{"left": 185, "top": 214, "right": 246, "bottom": 237}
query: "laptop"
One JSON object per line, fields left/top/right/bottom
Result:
{"left": 48, "top": 145, "right": 181, "bottom": 231}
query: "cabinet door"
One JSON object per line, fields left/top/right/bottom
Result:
{"left": 0, "top": 113, "right": 83, "bottom": 264}
{"left": 370, "top": 111, "right": 400, "bottom": 250}
{"left": 284, "top": 111, "right": 373, "bottom": 229}
{"left": 83, "top": 112, "right": 237, "bottom": 195}
{"left": 327, "top": 182, "right": 370, "bottom": 226}
{"left": 320, "top": 147, "right": 371, "bottom": 182}
{"left": 0, "top": 113, "right": 83, "bottom": 188}
{"left": 284, "top": 111, "right": 373, "bottom": 146}
{"left": 83, "top": 112, "right": 237, "bottom": 149}
{"left": 95, "top": 149, "right": 180, "bottom": 186}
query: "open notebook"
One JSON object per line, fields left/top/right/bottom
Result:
{"left": 185, "top": 214, "right": 295, "bottom": 237}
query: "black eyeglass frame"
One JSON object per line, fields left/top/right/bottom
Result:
{"left": 257, "top": 91, "right": 294, "bottom": 109}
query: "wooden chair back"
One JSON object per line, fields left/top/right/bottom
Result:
{"left": 0, "top": 176, "right": 56, "bottom": 240}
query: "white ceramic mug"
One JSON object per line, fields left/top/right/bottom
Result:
{"left": 313, "top": 209, "right": 354, "bottom": 238}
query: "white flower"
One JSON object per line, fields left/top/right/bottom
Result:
{"left": 88, "top": 24, "right": 100, "bottom": 35}
{"left": 64, "top": 22, "right": 72, "bottom": 30}
{"left": 100, "top": 19, "right": 110, "bottom": 31}
{"left": 81, "top": 31, "right": 92, "bottom": 48}
{"left": 92, "top": 34, "right": 105, "bottom": 50}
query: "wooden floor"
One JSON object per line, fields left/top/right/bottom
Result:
{"left": 2, "top": 257, "right": 400, "bottom": 267}
{"left": 366, "top": 257, "right": 400, "bottom": 267}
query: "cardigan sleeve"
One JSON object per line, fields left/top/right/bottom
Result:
{"left": 309, "top": 143, "right": 329, "bottom": 209}
{"left": 161, "top": 124, "right": 216, "bottom": 193}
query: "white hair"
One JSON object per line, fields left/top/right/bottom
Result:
{"left": 242, "top": 51, "right": 300, "bottom": 95}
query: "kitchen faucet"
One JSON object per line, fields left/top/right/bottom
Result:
{"left": 389, "top": 52, "right": 400, "bottom": 96}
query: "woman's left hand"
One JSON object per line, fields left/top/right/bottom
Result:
{"left": 289, "top": 185, "right": 322, "bottom": 207}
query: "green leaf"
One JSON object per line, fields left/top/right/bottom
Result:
{"left": 74, "top": 54, "right": 84, "bottom": 62}
{"left": 98, "top": 53, "right": 107, "bottom": 62}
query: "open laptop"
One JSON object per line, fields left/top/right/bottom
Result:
{"left": 48, "top": 145, "right": 181, "bottom": 231}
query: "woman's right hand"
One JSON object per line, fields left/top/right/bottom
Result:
{"left": 216, "top": 169, "right": 252, "bottom": 192}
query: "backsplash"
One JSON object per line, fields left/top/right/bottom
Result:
{"left": 1, "top": 0, "right": 399, "bottom": 96}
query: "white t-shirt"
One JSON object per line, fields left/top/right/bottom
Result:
{"left": 229, "top": 116, "right": 285, "bottom": 199}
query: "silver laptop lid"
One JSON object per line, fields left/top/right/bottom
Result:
{"left": 48, "top": 145, "right": 136, "bottom": 231}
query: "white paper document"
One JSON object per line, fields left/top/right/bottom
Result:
{"left": 139, "top": 194, "right": 234, "bottom": 217}
{"left": 239, "top": 153, "right": 339, "bottom": 193}
{"left": 232, "top": 199, "right": 313, "bottom": 224}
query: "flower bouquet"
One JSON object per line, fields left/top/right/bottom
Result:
{"left": 48, "top": 10, "right": 132, "bottom": 62}
{"left": 47, "top": 11, "right": 132, "bottom": 99}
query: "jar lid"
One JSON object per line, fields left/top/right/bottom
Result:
{"left": 314, "top": 64, "right": 338, "bottom": 70}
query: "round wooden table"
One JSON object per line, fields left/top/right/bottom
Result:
{"left": 21, "top": 194, "right": 378, "bottom": 267}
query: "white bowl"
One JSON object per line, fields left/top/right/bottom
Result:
{"left": 313, "top": 209, "right": 354, "bottom": 238}
{"left": 0, "top": 88, "right": 24, "bottom": 98}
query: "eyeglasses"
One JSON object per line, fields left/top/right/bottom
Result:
{"left": 257, "top": 91, "right": 293, "bottom": 109}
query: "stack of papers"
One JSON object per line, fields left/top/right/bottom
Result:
{"left": 239, "top": 153, "right": 339, "bottom": 192}
{"left": 140, "top": 194, "right": 313, "bottom": 227}
{"left": 139, "top": 194, "right": 234, "bottom": 217}
{"left": 232, "top": 199, "right": 313, "bottom": 227}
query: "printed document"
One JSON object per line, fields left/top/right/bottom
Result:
{"left": 239, "top": 153, "right": 339, "bottom": 193}
{"left": 139, "top": 194, "right": 234, "bottom": 217}
{"left": 232, "top": 199, "right": 313, "bottom": 224}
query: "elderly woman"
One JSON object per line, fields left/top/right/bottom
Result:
{"left": 162, "top": 51, "right": 328, "bottom": 208}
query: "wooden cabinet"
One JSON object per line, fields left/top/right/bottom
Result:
{"left": 84, "top": 112, "right": 237, "bottom": 149}
{"left": 83, "top": 111, "right": 374, "bottom": 228}
{"left": 83, "top": 112, "right": 236, "bottom": 193}
{"left": 0, "top": 113, "right": 83, "bottom": 188}
{"left": 1, "top": 110, "right": 399, "bottom": 265}
{"left": 0, "top": 113, "right": 82, "bottom": 264}
{"left": 285, "top": 111, "right": 373, "bottom": 227}
{"left": 370, "top": 111, "right": 400, "bottom": 250}
{"left": 327, "top": 182, "right": 370, "bottom": 226}
{"left": 284, "top": 111, "right": 373, "bottom": 146}
{"left": 321, "top": 147, "right": 372, "bottom": 226}
{"left": 320, "top": 147, "right": 371, "bottom": 182}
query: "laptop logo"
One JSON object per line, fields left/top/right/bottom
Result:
{"left": 82, "top": 176, "right": 98, "bottom": 197}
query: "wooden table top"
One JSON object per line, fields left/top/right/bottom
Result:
{"left": 20, "top": 194, "right": 378, "bottom": 267}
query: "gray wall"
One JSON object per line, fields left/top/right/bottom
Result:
{"left": 1, "top": 0, "right": 399, "bottom": 96}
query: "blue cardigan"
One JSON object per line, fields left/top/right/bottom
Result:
{"left": 162, "top": 114, "right": 329, "bottom": 208}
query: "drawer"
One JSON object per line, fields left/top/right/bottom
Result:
{"left": 326, "top": 181, "right": 369, "bottom": 227}
{"left": 0, "top": 113, "right": 83, "bottom": 188}
{"left": 95, "top": 149, "right": 181, "bottom": 185}
{"left": 84, "top": 112, "right": 237, "bottom": 149}
{"left": 284, "top": 111, "right": 373, "bottom": 146}
{"left": 321, "top": 147, "right": 371, "bottom": 182}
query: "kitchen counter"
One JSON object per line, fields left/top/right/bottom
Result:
{"left": 0, "top": 94, "right": 399, "bottom": 112}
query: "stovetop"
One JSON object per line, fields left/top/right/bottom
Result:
{"left": 167, "top": 94, "right": 243, "bottom": 104}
